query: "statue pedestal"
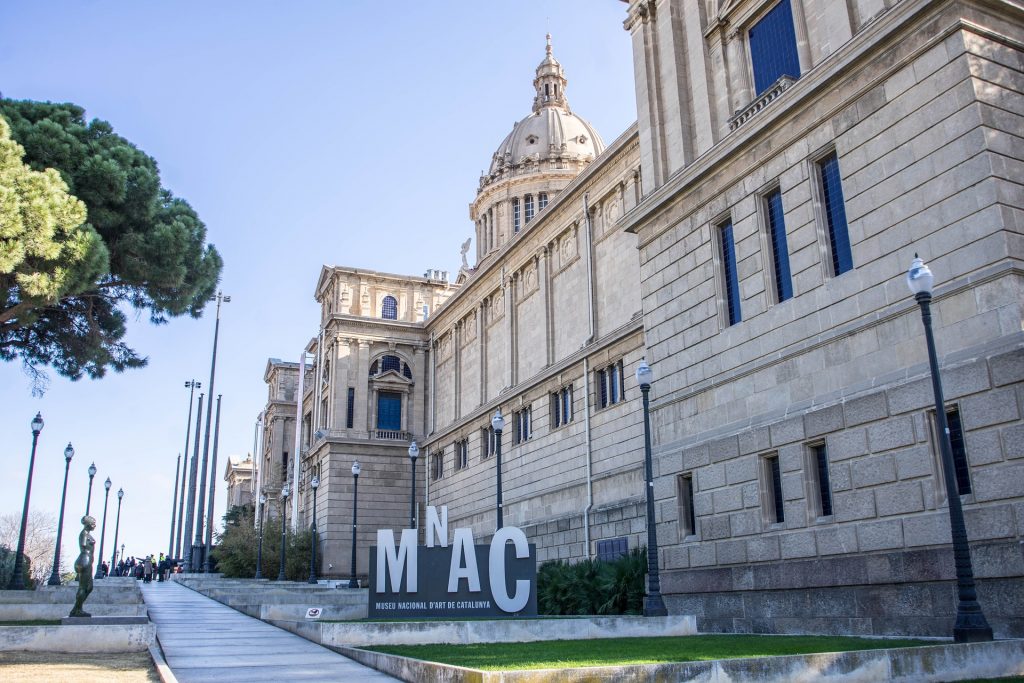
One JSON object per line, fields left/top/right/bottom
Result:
{"left": 61, "top": 616, "right": 149, "bottom": 625}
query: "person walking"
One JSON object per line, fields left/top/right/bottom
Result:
{"left": 143, "top": 556, "right": 153, "bottom": 583}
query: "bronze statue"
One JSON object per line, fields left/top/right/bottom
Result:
{"left": 69, "top": 515, "right": 96, "bottom": 617}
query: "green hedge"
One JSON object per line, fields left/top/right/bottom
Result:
{"left": 537, "top": 547, "right": 646, "bottom": 615}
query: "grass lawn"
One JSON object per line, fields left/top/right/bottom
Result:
{"left": 365, "top": 634, "right": 935, "bottom": 670}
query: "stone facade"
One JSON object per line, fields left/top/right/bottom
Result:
{"left": 223, "top": 455, "right": 254, "bottom": 510}
{"left": 256, "top": 0, "right": 1024, "bottom": 638}
{"left": 621, "top": 0, "right": 1024, "bottom": 637}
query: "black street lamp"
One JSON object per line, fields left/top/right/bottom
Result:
{"left": 95, "top": 478, "right": 112, "bottom": 579}
{"left": 308, "top": 476, "right": 320, "bottom": 584}
{"left": 637, "top": 360, "right": 668, "bottom": 617}
{"left": 348, "top": 461, "right": 360, "bottom": 589}
{"left": 110, "top": 488, "right": 124, "bottom": 576}
{"left": 277, "top": 484, "right": 290, "bottom": 581}
{"left": 408, "top": 441, "right": 419, "bottom": 529}
{"left": 255, "top": 492, "right": 267, "bottom": 579}
{"left": 9, "top": 412, "right": 44, "bottom": 589}
{"left": 492, "top": 410, "right": 505, "bottom": 530}
{"left": 86, "top": 463, "right": 97, "bottom": 516}
{"left": 47, "top": 443, "right": 75, "bottom": 586}
{"left": 907, "top": 256, "right": 993, "bottom": 642}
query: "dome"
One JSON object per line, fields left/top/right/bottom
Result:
{"left": 480, "top": 35, "right": 605, "bottom": 191}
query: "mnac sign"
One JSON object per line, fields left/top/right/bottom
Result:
{"left": 369, "top": 506, "right": 537, "bottom": 618}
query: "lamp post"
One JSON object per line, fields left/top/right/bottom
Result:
{"left": 47, "top": 443, "right": 75, "bottom": 586}
{"left": 9, "top": 413, "right": 44, "bottom": 589}
{"left": 182, "top": 393, "right": 205, "bottom": 571}
{"left": 636, "top": 360, "right": 668, "bottom": 617}
{"left": 277, "top": 484, "right": 290, "bottom": 581}
{"left": 193, "top": 293, "right": 230, "bottom": 571}
{"left": 86, "top": 463, "right": 97, "bottom": 516}
{"left": 308, "top": 476, "right": 320, "bottom": 584}
{"left": 408, "top": 441, "right": 419, "bottom": 529}
{"left": 176, "top": 380, "right": 200, "bottom": 559}
{"left": 489, "top": 409, "right": 501, "bottom": 532}
{"left": 255, "top": 492, "right": 267, "bottom": 579}
{"left": 906, "top": 256, "right": 993, "bottom": 642}
{"left": 95, "top": 478, "right": 112, "bottom": 579}
{"left": 110, "top": 488, "right": 124, "bottom": 576}
{"left": 348, "top": 461, "right": 360, "bottom": 588}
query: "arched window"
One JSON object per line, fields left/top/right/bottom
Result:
{"left": 382, "top": 295, "right": 398, "bottom": 320}
{"left": 381, "top": 355, "right": 401, "bottom": 373}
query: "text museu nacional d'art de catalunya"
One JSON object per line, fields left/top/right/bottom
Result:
{"left": 369, "top": 506, "right": 538, "bottom": 619}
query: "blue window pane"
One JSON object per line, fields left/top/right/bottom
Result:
{"left": 346, "top": 387, "right": 355, "bottom": 429}
{"left": 720, "top": 221, "right": 742, "bottom": 325}
{"left": 765, "top": 189, "right": 793, "bottom": 302}
{"left": 376, "top": 392, "right": 402, "bottom": 431}
{"left": 382, "top": 295, "right": 398, "bottom": 320}
{"left": 381, "top": 355, "right": 401, "bottom": 373}
{"left": 819, "top": 153, "right": 853, "bottom": 275}
{"left": 513, "top": 199, "right": 521, "bottom": 233}
{"left": 749, "top": 0, "right": 801, "bottom": 95}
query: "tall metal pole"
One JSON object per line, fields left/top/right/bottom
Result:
{"left": 408, "top": 442, "right": 418, "bottom": 529}
{"left": 182, "top": 394, "right": 205, "bottom": 571}
{"left": 85, "top": 463, "right": 97, "bottom": 516}
{"left": 492, "top": 411, "right": 505, "bottom": 531}
{"left": 110, "top": 489, "right": 124, "bottom": 573}
{"left": 175, "top": 380, "right": 199, "bottom": 559}
{"left": 194, "top": 293, "right": 229, "bottom": 570}
{"left": 255, "top": 493, "right": 266, "bottom": 579}
{"left": 168, "top": 454, "right": 181, "bottom": 558}
{"left": 348, "top": 462, "right": 360, "bottom": 588}
{"left": 308, "top": 477, "right": 319, "bottom": 584}
{"left": 203, "top": 395, "right": 223, "bottom": 573}
{"left": 638, "top": 368, "right": 668, "bottom": 617}
{"left": 47, "top": 444, "right": 75, "bottom": 586}
{"left": 9, "top": 413, "right": 43, "bottom": 590}
{"left": 277, "top": 486, "right": 290, "bottom": 581}
{"left": 95, "top": 479, "right": 112, "bottom": 579}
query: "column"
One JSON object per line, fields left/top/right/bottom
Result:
{"left": 478, "top": 300, "right": 487, "bottom": 406}
{"left": 355, "top": 340, "right": 370, "bottom": 438}
{"left": 538, "top": 247, "right": 552, "bottom": 367}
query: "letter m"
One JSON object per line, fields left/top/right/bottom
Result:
{"left": 376, "top": 528, "right": 418, "bottom": 593}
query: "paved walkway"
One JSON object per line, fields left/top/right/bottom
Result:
{"left": 141, "top": 580, "right": 396, "bottom": 682}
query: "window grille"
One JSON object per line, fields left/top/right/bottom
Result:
{"left": 382, "top": 295, "right": 398, "bottom": 320}
{"left": 596, "top": 537, "right": 628, "bottom": 562}
{"left": 764, "top": 189, "right": 793, "bottom": 302}
{"left": 513, "top": 199, "right": 521, "bottom": 233}
{"left": 538, "top": 192, "right": 548, "bottom": 210}
{"left": 525, "top": 195, "right": 535, "bottom": 223}
{"left": 811, "top": 444, "right": 833, "bottom": 516}
{"left": 748, "top": 0, "right": 801, "bottom": 95}
{"left": 818, "top": 152, "right": 853, "bottom": 275}
{"left": 346, "top": 387, "right": 355, "bottom": 429}
{"left": 376, "top": 392, "right": 401, "bottom": 431}
{"left": 381, "top": 355, "right": 401, "bottom": 373}
{"left": 720, "top": 220, "right": 742, "bottom": 325}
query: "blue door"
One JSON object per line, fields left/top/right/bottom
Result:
{"left": 376, "top": 392, "right": 402, "bottom": 431}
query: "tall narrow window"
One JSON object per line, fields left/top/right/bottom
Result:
{"left": 525, "top": 195, "right": 535, "bottom": 223}
{"left": 810, "top": 443, "right": 833, "bottom": 516}
{"left": 376, "top": 391, "right": 401, "bottom": 431}
{"left": 513, "top": 199, "right": 521, "bottom": 233}
{"left": 932, "top": 406, "right": 972, "bottom": 495}
{"left": 561, "top": 386, "right": 572, "bottom": 424}
{"left": 678, "top": 474, "right": 696, "bottom": 538}
{"left": 513, "top": 407, "right": 531, "bottom": 444}
{"left": 763, "top": 454, "right": 785, "bottom": 524}
{"left": 346, "top": 387, "right": 355, "bottom": 429}
{"left": 431, "top": 451, "right": 443, "bottom": 480}
{"left": 764, "top": 189, "right": 793, "bottom": 302}
{"left": 381, "top": 295, "right": 398, "bottom": 320}
{"left": 748, "top": 0, "right": 801, "bottom": 95}
{"left": 609, "top": 363, "right": 620, "bottom": 403}
{"left": 455, "top": 439, "right": 468, "bottom": 471}
{"left": 720, "top": 220, "right": 742, "bottom": 325}
{"left": 597, "top": 361, "right": 623, "bottom": 409}
{"left": 818, "top": 152, "right": 853, "bottom": 275}
{"left": 482, "top": 426, "right": 496, "bottom": 459}
{"left": 538, "top": 192, "right": 548, "bottom": 210}
{"left": 598, "top": 368, "right": 608, "bottom": 408}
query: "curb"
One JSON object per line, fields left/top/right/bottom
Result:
{"left": 148, "top": 640, "right": 178, "bottom": 683}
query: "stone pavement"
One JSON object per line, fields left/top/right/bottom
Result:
{"left": 141, "top": 580, "right": 396, "bottom": 682}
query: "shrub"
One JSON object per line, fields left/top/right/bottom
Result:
{"left": 212, "top": 504, "right": 315, "bottom": 581}
{"left": 537, "top": 547, "right": 647, "bottom": 616}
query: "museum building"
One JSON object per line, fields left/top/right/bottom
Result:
{"left": 257, "top": 0, "right": 1024, "bottom": 637}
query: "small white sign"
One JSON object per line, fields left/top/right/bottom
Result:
{"left": 305, "top": 607, "right": 322, "bottom": 619}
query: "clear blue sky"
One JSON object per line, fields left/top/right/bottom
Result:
{"left": 0, "top": 1, "right": 637, "bottom": 565}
